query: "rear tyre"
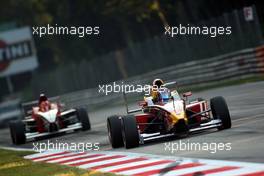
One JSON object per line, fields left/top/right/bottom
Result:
{"left": 76, "top": 108, "right": 91, "bottom": 131}
{"left": 121, "top": 115, "right": 139, "bottom": 149}
{"left": 107, "top": 115, "right": 123, "bottom": 148}
{"left": 9, "top": 120, "right": 26, "bottom": 145}
{"left": 210, "top": 96, "right": 231, "bottom": 130}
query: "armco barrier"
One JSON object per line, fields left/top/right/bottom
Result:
{"left": 256, "top": 45, "right": 264, "bottom": 71}
{"left": 59, "top": 45, "right": 264, "bottom": 109}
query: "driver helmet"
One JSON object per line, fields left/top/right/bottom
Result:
{"left": 152, "top": 79, "right": 164, "bottom": 88}
{"left": 39, "top": 93, "right": 48, "bottom": 105}
{"left": 152, "top": 79, "right": 170, "bottom": 103}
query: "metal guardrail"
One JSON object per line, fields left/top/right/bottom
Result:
{"left": 59, "top": 45, "right": 264, "bottom": 109}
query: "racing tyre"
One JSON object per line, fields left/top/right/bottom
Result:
{"left": 210, "top": 96, "right": 231, "bottom": 130}
{"left": 107, "top": 115, "right": 123, "bottom": 148}
{"left": 121, "top": 115, "right": 139, "bottom": 149}
{"left": 76, "top": 108, "right": 91, "bottom": 131}
{"left": 9, "top": 120, "right": 26, "bottom": 145}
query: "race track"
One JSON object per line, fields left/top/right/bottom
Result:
{"left": 1, "top": 81, "right": 264, "bottom": 163}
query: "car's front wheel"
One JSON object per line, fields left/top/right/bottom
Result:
{"left": 107, "top": 115, "right": 123, "bottom": 148}
{"left": 9, "top": 120, "right": 26, "bottom": 145}
{"left": 121, "top": 115, "right": 139, "bottom": 149}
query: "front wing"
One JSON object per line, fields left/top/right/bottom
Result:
{"left": 25, "top": 123, "right": 82, "bottom": 140}
{"left": 139, "top": 119, "right": 222, "bottom": 144}
{"left": 23, "top": 108, "right": 81, "bottom": 141}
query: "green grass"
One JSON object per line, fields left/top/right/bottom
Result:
{"left": 0, "top": 149, "right": 116, "bottom": 176}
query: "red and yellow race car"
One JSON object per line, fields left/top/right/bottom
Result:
{"left": 107, "top": 81, "right": 231, "bottom": 149}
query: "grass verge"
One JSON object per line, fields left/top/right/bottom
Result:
{"left": 0, "top": 149, "right": 116, "bottom": 176}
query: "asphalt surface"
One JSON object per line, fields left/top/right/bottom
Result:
{"left": 0, "top": 81, "right": 264, "bottom": 163}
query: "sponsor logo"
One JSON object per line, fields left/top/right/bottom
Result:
{"left": 0, "top": 39, "right": 33, "bottom": 72}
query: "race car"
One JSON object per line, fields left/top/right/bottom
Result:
{"left": 9, "top": 95, "right": 91, "bottom": 145}
{"left": 107, "top": 81, "right": 231, "bottom": 149}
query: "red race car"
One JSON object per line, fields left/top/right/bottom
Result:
{"left": 107, "top": 81, "right": 231, "bottom": 149}
{"left": 9, "top": 94, "right": 91, "bottom": 145}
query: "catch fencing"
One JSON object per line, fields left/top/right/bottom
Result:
{"left": 29, "top": 5, "right": 264, "bottom": 97}
{"left": 59, "top": 45, "right": 264, "bottom": 110}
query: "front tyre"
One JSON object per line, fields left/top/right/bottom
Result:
{"left": 9, "top": 120, "right": 26, "bottom": 145}
{"left": 210, "top": 96, "right": 231, "bottom": 130}
{"left": 121, "top": 115, "right": 139, "bottom": 149}
{"left": 107, "top": 115, "right": 123, "bottom": 148}
{"left": 76, "top": 108, "right": 91, "bottom": 131}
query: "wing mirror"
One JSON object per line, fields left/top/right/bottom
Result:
{"left": 183, "top": 91, "right": 192, "bottom": 102}
{"left": 183, "top": 91, "right": 192, "bottom": 98}
{"left": 138, "top": 101, "right": 147, "bottom": 107}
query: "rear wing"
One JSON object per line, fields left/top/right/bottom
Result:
{"left": 123, "top": 81, "right": 177, "bottom": 114}
{"left": 21, "top": 96, "right": 60, "bottom": 117}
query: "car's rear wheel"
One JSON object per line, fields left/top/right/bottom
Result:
{"left": 210, "top": 96, "right": 231, "bottom": 130}
{"left": 9, "top": 120, "right": 26, "bottom": 145}
{"left": 76, "top": 108, "right": 91, "bottom": 131}
{"left": 121, "top": 115, "right": 139, "bottom": 149}
{"left": 107, "top": 115, "right": 123, "bottom": 148}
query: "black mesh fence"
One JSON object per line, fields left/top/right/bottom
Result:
{"left": 30, "top": 6, "right": 264, "bottom": 97}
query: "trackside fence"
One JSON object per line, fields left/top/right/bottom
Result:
{"left": 59, "top": 45, "right": 264, "bottom": 109}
